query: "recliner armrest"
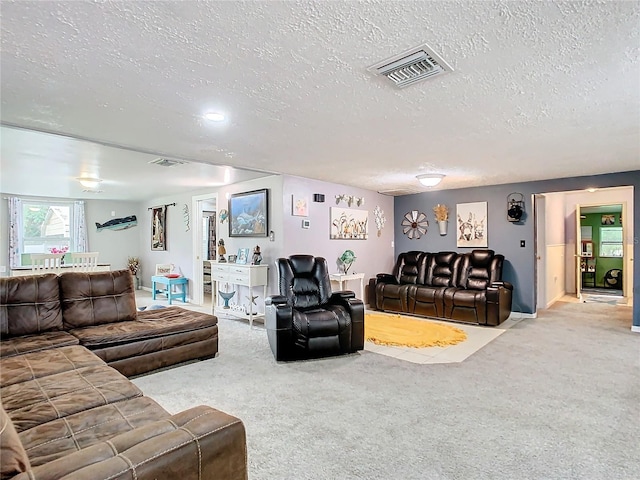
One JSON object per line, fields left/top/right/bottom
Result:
{"left": 330, "top": 291, "right": 356, "bottom": 302}
{"left": 376, "top": 273, "right": 398, "bottom": 284}
{"left": 490, "top": 281, "right": 513, "bottom": 291}
{"left": 265, "top": 295, "right": 288, "bottom": 306}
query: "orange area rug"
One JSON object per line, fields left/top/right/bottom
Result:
{"left": 365, "top": 312, "right": 467, "bottom": 348}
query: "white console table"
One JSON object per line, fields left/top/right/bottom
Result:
{"left": 329, "top": 272, "right": 365, "bottom": 300}
{"left": 210, "top": 261, "right": 269, "bottom": 327}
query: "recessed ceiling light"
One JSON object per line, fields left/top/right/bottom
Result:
{"left": 203, "top": 112, "right": 226, "bottom": 122}
{"left": 77, "top": 177, "right": 103, "bottom": 188}
{"left": 586, "top": 188, "right": 597, "bottom": 193}
{"left": 416, "top": 174, "right": 445, "bottom": 187}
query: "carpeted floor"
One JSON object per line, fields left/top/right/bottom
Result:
{"left": 132, "top": 301, "right": 639, "bottom": 480}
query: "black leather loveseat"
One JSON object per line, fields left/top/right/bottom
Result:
{"left": 368, "top": 249, "right": 512, "bottom": 326}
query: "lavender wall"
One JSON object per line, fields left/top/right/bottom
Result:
{"left": 394, "top": 171, "right": 640, "bottom": 326}
{"left": 282, "top": 175, "right": 396, "bottom": 299}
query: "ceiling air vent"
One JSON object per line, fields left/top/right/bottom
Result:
{"left": 149, "top": 158, "right": 187, "bottom": 167}
{"left": 368, "top": 43, "right": 453, "bottom": 89}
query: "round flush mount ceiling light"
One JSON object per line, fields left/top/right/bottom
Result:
{"left": 203, "top": 112, "right": 226, "bottom": 122}
{"left": 416, "top": 174, "right": 445, "bottom": 187}
{"left": 77, "top": 177, "right": 103, "bottom": 188}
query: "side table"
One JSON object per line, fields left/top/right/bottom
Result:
{"left": 329, "top": 272, "right": 365, "bottom": 300}
{"left": 152, "top": 275, "right": 188, "bottom": 304}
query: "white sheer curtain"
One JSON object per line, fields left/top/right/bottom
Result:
{"left": 8, "top": 197, "right": 22, "bottom": 267}
{"left": 73, "top": 200, "right": 88, "bottom": 252}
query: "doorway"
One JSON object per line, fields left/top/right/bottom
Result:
{"left": 533, "top": 186, "right": 633, "bottom": 315}
{"left": 577, "top": 203, "right": 624, "bottom": 299}
{"left": 191, "top": 193, "right": 218, "bottom": 307}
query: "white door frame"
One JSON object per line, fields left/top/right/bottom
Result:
{"left": 575, "top": 201, "right": 627, "bottom": 298}
{"left": 534, "top": 194, "right": 546, "bottom": 311}
{"left": 191, "top": 193, "right": 217, "bottom": 306}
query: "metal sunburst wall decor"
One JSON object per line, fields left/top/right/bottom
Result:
{"left": 401, "top": 210, "right": 429, "bottom": 239}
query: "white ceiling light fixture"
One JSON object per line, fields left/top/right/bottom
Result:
{"left": 77, "top": 176, "right": 103, "bottom": 188}
{"left": 417, "top": 174, "right": 445, "bottom": 187}
{"left": 203, "top": 112, "right": 226, "bottom": 122}
{"left": 368, "top": 43, "right": 454, "bottom": 89}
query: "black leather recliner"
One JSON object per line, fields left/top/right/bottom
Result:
{"left": 265, "top": 255, "right": 365, "bottom": 361}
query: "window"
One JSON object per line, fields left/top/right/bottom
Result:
{"left": 21, "top": 200, "right": 74, "bottom": 265}
{"left": 600, "top": 227, "right": 623, "bottom": 258}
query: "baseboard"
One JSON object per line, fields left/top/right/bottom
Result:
{"left": 510, "top": 311, "right": 536, "bottom": 319}
{"left": 632, "top": 326, "right": 640, "bottom": 334}
{"left": 546, "top": 290, "right": 566, "bottom": 309}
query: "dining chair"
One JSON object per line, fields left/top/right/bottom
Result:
{"left": 69, "top": 252, "right": 100, "bottom": 272}
{"left": 31, "top": 253, "right": 64, "bottom": 273}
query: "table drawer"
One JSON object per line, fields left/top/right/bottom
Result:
{"left": 211, "top": 272, "right": 229, "bottom": 282}
{"left": 228, "top": 273, "right": 250, "bottom": 285}
{"left": 212, "top": 264, "right": 230, "bottom": 274}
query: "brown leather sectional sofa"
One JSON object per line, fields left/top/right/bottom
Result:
{"left": 0, "top": 270, "right": 247, "bottom": 480}
{"left": 368, "top": 250, "right": 513, "bottom": 326}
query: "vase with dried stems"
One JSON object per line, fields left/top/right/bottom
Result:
{"left": 433, "top": 204, "right": 449, "bottom": 236}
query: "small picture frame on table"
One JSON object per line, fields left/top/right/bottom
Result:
{"left": 236, "top": 248, "right": 250, "bottom": 264}
{"left": 228, "top": 254, "right": 237, "bottom": 263}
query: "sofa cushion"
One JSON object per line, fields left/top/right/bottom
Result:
{"left": 0, "top": 402, "right": 30, "bottom": 480}
{"left": 59, "top": 270, "right": 137, "bottom": 329}
{"left": 457, "top": 250, "right": 496, "bottom": 290}
{"left": 0, "top": 274, "right": 62, "bottom": 337}
{"left": 374, "top": 283, "right": 412, "bottom": 313}
{"left": 11, "top": 406, "right": 247, "bottom": 480}
{"left": 444, "top": 289, "right": 487, "bottom": 323}
{"left": 0, "top": 331, "right": 78, "bottom": 359}
{"left": 2, "top": 364, "right": 142, "bottom": 433}
{"left": 19, "top": 396, "right": 169, "bottom": 468}
{"left": 394, "top": 251, "right": 425, "bottom": 285}
{"left": 0, "top": 345, "right": 104, "bottom": 388}
{"left": 68, "top": 306, "right": 218, "bottom": 348}
{"left": 424, "top": 252, "right": 460, "bottom": 287}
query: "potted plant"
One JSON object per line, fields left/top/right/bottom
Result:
{"left": 433, "top": 204, "right": 449, "bottom": 236}
{"left": 127, "top": 256, "right": 141, "bottom": 289}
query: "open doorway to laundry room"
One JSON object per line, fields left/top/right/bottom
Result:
{"left": 577, "top": 204, "right": 624, "bottom": 304}
{"left": 534, "top": 186, "right": 633, "bottom": 315}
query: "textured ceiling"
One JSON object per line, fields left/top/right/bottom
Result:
{"left": 1, "top": 0, "right": 639, "bottom": 200}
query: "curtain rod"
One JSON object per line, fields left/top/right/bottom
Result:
{"left": 147, "top": 203, "right": 176, "bottom": 210}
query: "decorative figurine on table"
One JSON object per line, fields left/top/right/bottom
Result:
{"left": 251, "top": 245, "right": 262, "bottom": 265}
{"left": 218, "top": 284, "right": 236, "bottom": 309}
{"left": 246, "top": 294, "right": 258, "bottom": 315}
{"left": 339, "top": 249, "right": 356, "bottom": 274}
{"left": 218, "top": 239, "right": 227, "bottom": 263}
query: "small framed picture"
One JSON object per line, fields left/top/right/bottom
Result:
{"left": 292, "top": 194, "right": 309, "bottom": 217}
{"left": 601, "top": 214, "right": 615, "bottom": 225}
{"left": 228, "top": 254, "right": 237, "bottom": 263}
{"left": 236, "top": 248, "right": 250, "bottom": 264}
